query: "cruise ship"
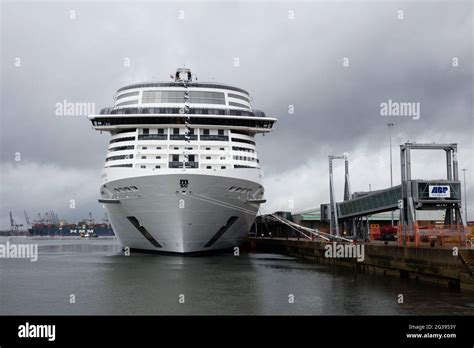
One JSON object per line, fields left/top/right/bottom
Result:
{"left": 88, "top": 68, "right": 276, "bottom": 253}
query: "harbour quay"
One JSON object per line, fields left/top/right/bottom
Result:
{"left": 247, "top": 237, "right": 474, "bottom": 292}
{"left": 247, "top": 142, "right": 474, "bottom": 292}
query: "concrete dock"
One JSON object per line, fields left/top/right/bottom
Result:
{"left": 248, "top": 237, "right": 474, "bottom": 292}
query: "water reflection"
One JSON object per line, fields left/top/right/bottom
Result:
{"left": 0, "top": 238, "right": 472, "bottom": 315}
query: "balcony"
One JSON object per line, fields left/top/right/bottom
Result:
{"left": 138, "top": 134, "right": 167, "bottom": 140}
{"left": 170, "top": 134, "right": 198, "bottom": 141}
{"left": 200, "top": 135, "right": 229, "bottom": 141}
{"left": 169, "top": 161, "right": 199, "bottom": 169}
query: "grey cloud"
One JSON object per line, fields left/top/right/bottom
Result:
{"left": 1, "top": 1, "right": 472, "bottom": 228}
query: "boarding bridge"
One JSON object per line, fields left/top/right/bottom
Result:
{"left": 321, "top": 143, "right": 468, "bottom": 245}
{"left": 321, "top": 185, "right": 402, "bottom": 239}
{"left": 335, "top": 185, "right": 401, "bottom": 219}
{"left": 323, "top": 180, "right": 462, "bottom": 221}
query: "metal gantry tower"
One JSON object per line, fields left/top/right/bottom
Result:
{"left": 399, "top": 143, "right": 464, "bottom": 245}
{"left": 322, "top": 143, "right": 467, "bottom": 246}
{"left": 328, "top": 153, "right": 351, "bottom": 236}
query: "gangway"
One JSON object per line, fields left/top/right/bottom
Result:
{"left": 334, "top": 185, "right": 401, "bottom": 219}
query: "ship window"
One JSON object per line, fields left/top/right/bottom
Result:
{"left": 142, "top": 147, "right": 147, "bottom": 150}
{"left": 220, "top": 157, "right": 225, "bottom": 160}
{"left": 229, "top": 101, "right": 249, "bottom": 109}
{"left": 218, "top": 129, "right": 224, "bottom": 135}
{"left": 220, "top": 148, "right": 225, "bottom": 150}
{"left": 203, "top": 129, "right": 209, "bottom": 135}
{"left": 206, "top": 166, "right": 211, "bottom": 169}
{"left": 143, "top": 128, "right": 149, "bottom": 134}
{"left": 174, "top": 147, "right": 179, "bottom": 150}
{"left": 155, "top": 165, "right": 161, "bottom": 169}
{"left": 173, "top": 128, "right": 179, "bottom": 135}
{"left": 206, "top": 156, "right": 211, "bottom": 160}
{"left": 108, "top": 164, "right": 133, "bottom": 168}
{"left": 156, "top": 147, "right": 161, "bottom": 150}
{"left": 102, "top": 107, "right": 262, "bottom": 118}
{"left": 141, "top": 156, "right": 146, "bottom": 159}
{"left": 158, "top": 128, "right": 164, "bottom": 134}
{"left": 116, "top": 91, "right": 140, "bottom": 100}
{"left": 188, "top": 155, "right": 195, "bottom": 162}
{"left": 108, "top": 145, "right": 134, "bottom": 152}
{"left": 206, "top": 147, "right": 211, "bottom": 150}
{"left": 140, "top": 165, "right": 146, "bottom": 169}
{"left": 231, "top": 130, "right": 251, "bottom": 136}
{"left": 228, "top": 93, "right": 250, "bottom": 103}
{"left": 221, "top": 166, "right": 226, "bottom": 169}
{"left": 109, "top": 136, "right": 135, "bottom": 144}
{"left": 188, "top": 91, "right": 225, "bottom": 105}
{"left": 234, "top": 165, "right": 257, "bottom": 169}
{"left": 105, "top": 154, "right": 134, "bottom": 162}
{"left": 116, "top": 99, "right": 138, "bottom": 107}
{"left": 172, "top": 154, "right": 179, "bottom": 162}
{"left": 156, "top": 156, "right": 161, "bottom": 159}
{"left": 231, "top": 138, "right": 255, "bottom": 146}
{"left": 142, "top": 90, "right": 160, "bottom": 103}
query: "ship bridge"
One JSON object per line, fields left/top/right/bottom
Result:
{"left": 89, "top": 67, "right": 276, "bottom": 134}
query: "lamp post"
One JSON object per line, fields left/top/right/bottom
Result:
{"left": 387, "top": 122, "right": 394, "bottom": 226}
{"left": 463, "top": 168, "right": 468, "bottom": 226}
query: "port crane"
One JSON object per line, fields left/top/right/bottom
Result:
{"left": 86, "top": 212, "right": 95, "bottom": 226}
{"left": 24, "top": 210, "right": 31, "bottom": 227}
{"left": 9, "top": 211, "right": 23, "bottom": 232}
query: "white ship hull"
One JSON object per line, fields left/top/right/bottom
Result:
{"left": 101, "top": 171, "right": 262, "bottom": 253}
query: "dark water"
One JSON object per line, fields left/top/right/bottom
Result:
{"left": 0, "top": 237, "right": 473, "bottom": 315}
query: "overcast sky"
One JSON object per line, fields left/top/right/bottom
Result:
{"left": 1, "top": 0, "right": 472, "bottom": 229}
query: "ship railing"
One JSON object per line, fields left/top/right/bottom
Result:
{"left": 169, "top": 161, "right": 199, "bottom": 169}
{"left": 96, "top": 106, "right": 265, "bottom": 118}
{"left": 138, "top": 134, "right": 168, "bottom": 140}
{"left": 100, "top": 107, "right": 114, "bottom": 115}
{"left": 170, "top": 134, "right": 198, "bottom": 141}
{"left": 200, "top": 135, "right": 229, "bottom": 141}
